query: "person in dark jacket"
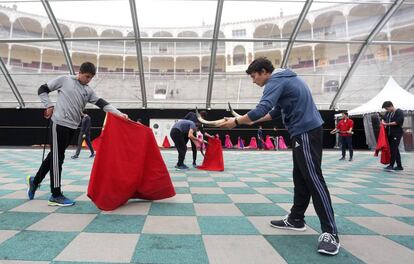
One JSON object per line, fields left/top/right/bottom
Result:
{"left": 219, "top": 57, "right": 339, "bottom": 256}
{"left": 257, "top": 125, "right": 264, "bottom": 150}
{"left": 382, "top": 101, "right": 404, "bottom": 171}
{"left": 184, "top": 111, "right": 213, "bottom": 167}
{"left": 72, "top": 110, "right": 95, "bottom": 159}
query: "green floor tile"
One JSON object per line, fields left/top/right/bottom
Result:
{"left": 350, "top": 187, "right": 391, "bottom": 195}
{"left": 305, "top": 216, "right": 377, "bottom": 235}
{"left": 171, "top": 176, "right": 187, "bottom": 182}
{"left": 0, "top": 212, "right": 47, "bottom": 230}
{"left": 396, "top": 217, "right": 414, "bottom": 227}
{"left": 333, "top": 204, "right": 383, "bottom": 217}
{"left": 132, "top": 234, "right": 208, "bottom": 264}
{"left": 386, "top": 235, "right": 414, "bottom": 250}
{"left": 198, "top": 216, "right": 259, "bottom": 235}
{"left": 236, "top": 203, "right": 287, "bottom": 216}
{"left": 149, "top": 203, "right": 195, "bottom": 216}
{"left": 213, "top": 177, "right": 238, "bottom": 182}
{"left": 265, "top": 235, "right": 364, "bottom": 264}
{"left": 174, "top": 187, "right": 190, "bottom": 194}
{"left": 192, "top": 194, "right": 231, "bottom": 203}
{"left": 0, "top": 230, "right": 77, "bottom": 261}
{"left": 336, "top": 194, "right": 389, "bottom": 204}
{"left": 222, "top": 187, "right": 257, "bottom": 194}
{"left": 0, "top": 199, "right": 26, "bottom": 211}
{"left": 188, "top": 181, "right": 218, "bottom": 187}
{"left": 0, "top": 190, "right": 15, "bottom": 197}
{"left": 401, "top": 204, "right": 414, "bottom": 211}
{"left": 244, "top": 182, "right": 276, "bottom": 187}
{"left": 56, "top": 201, "right": 101, "bottom": 214}
{"left": 84, "top": 214, "right": 146, "bottom": 233}
{"left": 265, "top": 194, "right": 294, "bottom": 203}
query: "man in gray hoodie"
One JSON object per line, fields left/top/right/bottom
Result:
{"left": 220, "top": 58, "right": 339, "bottom": 256}
{"left": 27, "top": 62, "right": 128, "bottom": 206}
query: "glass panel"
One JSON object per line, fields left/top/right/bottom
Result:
{"left": 303, "top": 1, "right": 392, "bottom": 41}
{"left": 50, "top": 0, "right": 132, "bottom": 28}
{"left": 222, "top": 1, "right": 305, "bottom": 40}
{"left": 137, "top": 0, "right": 216, "bottom": 38}
{"left": 285, "top": 43, "right": 362, "bottom": 109}
{"left": 143, "top": 41, "right": 211, "bottom": 108}
{"left": 375, "top": 4, "right": 414, "bottom": 42}
{"left": 0, "top": 70, "right": 18, "bottom": 108}
{"left": 7, "top": 43, "right": 67, "bottom": 74}
{"left": 10, "top": 73, "right": 59, "bottom": 108}
{"left": 0, "top": 1, "right": 57, "bottom": 39}
{"left": 337, "top": 44, "right": 414, "bottom": 110}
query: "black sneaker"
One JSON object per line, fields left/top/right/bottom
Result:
{"left": 270, "top": 215, "right": 306, "bottom": 231}
{"left": 393, "top": 166, "right": 404, "bottom": 171}
{"left": 349, "top": 158, "right": 353, "bottom": 161}
{"left": 384, "top": 165, "right": 393, "bottom": 170}
{"left": 89, "top": 153, "right": 95, "bottom": 158}
{"left": 318, "top": 233, "right": 340, "bottom": 255}
{"left": 339, "top": 157, "right": 345, "bottom": 161}
{"left": 71, "top": 155, "right": 78, "bottom": 159}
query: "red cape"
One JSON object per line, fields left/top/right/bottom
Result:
{"left": 374, "top": 123, "right": 391, "bottom": 165}
{"left": 197, "top": 137, "right": 224, "bottom": 171}
{"left": 88, "top": 113, "right": 175, "bottom": 211}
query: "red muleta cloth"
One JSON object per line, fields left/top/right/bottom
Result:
{"left": 197, "top": 137, "right": 224, "bottom": 171}
{"left": 374, "top": 123, "right": 391, "bottom": 165}
{"left": 88, "top": 113, "right": 175, "bottom": 210}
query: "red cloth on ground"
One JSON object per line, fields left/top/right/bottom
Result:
{"left": 265, "top": 135, "right": 275, "bottom": 149}
{"left": 197, "top": 137, "right": 224, "bottom": 171}
{"left": 92, "top": 135, "right": 102, "bottom": 152}
{"left": 88, "top": 113, "right": 175, "bottom": 211}
{"left": 278, "top": 136, "right": 288, "bottom": 149}
{"left": 162, "top": 136, "right": 171, "bottom": 148}
{"left": 248, "top": 137, "right": 258, "bottom": 149}
{"left": 224, "top": 135, "right": 233, "bottom": 149}
{"left": 374, "top": 123, "right": 391, "bottom": 165}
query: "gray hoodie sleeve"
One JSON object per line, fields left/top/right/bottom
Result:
{"left": 38, "top": 75, "right": 66, "bottom": 108}
{"left": 88, "top": 90, "right": 122, "bottom": 116}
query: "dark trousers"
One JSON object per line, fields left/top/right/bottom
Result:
{"left": 170, "top": 128, "right": 188, "bottom": 166}
{"left": 190, "top": 140, "right": 197, "bottom": 164}
{"left": 388, "top": 134, "right": 403, "bottom": 167}
{"left": 74, "top": 130, "right": 94, "bottom": 156}
{"left": 289, "top": 126, "right": 338, "bottom": 235}
{"left": 34, "top": 122, "right": 76, "bottom": 196}
{"left": 340, "top": 136, "right": 353, "bottom": 158}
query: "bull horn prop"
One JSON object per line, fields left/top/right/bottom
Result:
{"left": 196, "top": 107, "right": 226, "bottom": 127}
{"left": 228, "top": 102, "right": 242, "bottom": 118}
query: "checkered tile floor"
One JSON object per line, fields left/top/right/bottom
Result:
{"left": 0, "top": 148, "right": 413, "bottom": 263}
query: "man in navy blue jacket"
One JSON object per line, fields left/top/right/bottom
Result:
{"left": 220, "top": 58, "right": 339, "bottom": 255}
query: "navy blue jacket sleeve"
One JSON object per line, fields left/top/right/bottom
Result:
{"left": 247, "top": 81, "right": 284, "bottom": 121}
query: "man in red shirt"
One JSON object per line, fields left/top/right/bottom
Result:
{"left": 331, "top": 112, "right": 354, "bottom": 161}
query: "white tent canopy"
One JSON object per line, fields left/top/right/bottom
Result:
{"left": 348, "top": 77, "right": 414, "bottom": 116}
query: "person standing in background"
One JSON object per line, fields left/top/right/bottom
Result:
{"left": 382, "top": 101, "right": 404, "bottom": 171}
{"left": 257, "top": 125, "right": 264, "bottom": 150}
{"left": 330, "top": 112, "right": 354, "bottom": 161}
{"left": 72, "top": 110, "right": 94, "bottom": 159}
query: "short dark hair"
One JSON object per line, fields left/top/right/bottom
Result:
{"left": 382, "top": 101, "right": 393, "bottom": 108}
{"left": 83, "top": 109, "right": 88, "bottom": 115}
{"left": 342, "top": 111, "right": 348, "bottom": 116}
{"left": 246, "top": 57, "right": 275, "bottom": 75}
{"left": 79, "top": 62, "right": 96, "bottom": 76}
